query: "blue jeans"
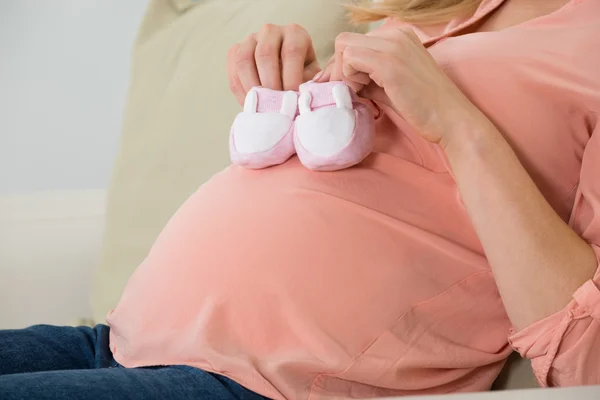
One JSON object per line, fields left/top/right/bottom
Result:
{"left": 0, "top": 324, "right": 270, "bottom": 400}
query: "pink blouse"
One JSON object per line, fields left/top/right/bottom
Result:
{"left": 106, "top": 0, "right": 600, "bottom": 398}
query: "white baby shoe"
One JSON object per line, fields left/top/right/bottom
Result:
{"left": 230, "top": 88, "right": 298, "bottom": 169}
{"left": 293, "top": 81, "right": 375, "bottom": 171}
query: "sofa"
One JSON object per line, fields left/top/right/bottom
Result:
{"left": 90, "top": 0, "right": 538, "bottom": 393}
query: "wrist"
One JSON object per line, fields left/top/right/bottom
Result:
{"left": 439, "top": 109, "right": 501, "bottom": 165}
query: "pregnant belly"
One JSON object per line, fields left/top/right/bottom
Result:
{"left": 108, "top": 157, "right": 486, "bottom": 370}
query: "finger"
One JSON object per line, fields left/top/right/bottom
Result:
{"left": 331, "top": 44, "right": 344, "bottom": 82}
{"left": 331, "top": 31, "right": 402, "bottom": 84}
{"left": 328, "top": 51, "right": 365, "bottom": 92}
{"left": 281, "top": 24, "right": 312, "bottom": 91}
{"left": 338, "top": 49, "right": 371, "bottom": 92}
{"left": 342, "top": 46, "right": 386, "bottom": 87}
{"left": 329, "top": 32, "right": 349, "bottom": 82}
{"left": 332, "top": 34, "right": 373, "bottom": 91}
{"left": 255, "top": 24, "right": 283, "bottom": 90}
{"left": 235, "top": 34, "right": 261, "bottom": 92}
{"left": 347, "top": 71, "right": 371, "bottom": 86}
{"left": 315, "top": 55, "right": 334, "bottom": 82}
{"left": 332, "top": 32, "right": 386, "bottom": 82}
{"left": 227, "top": 44, "right": 246, "bottom": 105}
{"left": 359, "top": 81, "right": 391, "bottom": 108}
{"left": 336, "top": 32, "right": 397, "bottom": 56}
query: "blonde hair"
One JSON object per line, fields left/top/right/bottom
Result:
{"left": 348, "top": 0, "right": 484, "bottom": 25}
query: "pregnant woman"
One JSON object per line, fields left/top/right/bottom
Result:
{"left": 1, "top": 0, "right": 599, "bottom": 399}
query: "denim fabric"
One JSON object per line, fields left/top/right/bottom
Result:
{"left": 0, "top": 324, "right": 269, "bottom": 400}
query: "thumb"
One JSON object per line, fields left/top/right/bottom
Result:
{"left": 359, "top": 81, "right": 393, "bottom": 109}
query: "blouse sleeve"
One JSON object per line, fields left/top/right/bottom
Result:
{"left": 508, "top": 125, "right": 600, "bottom": 387}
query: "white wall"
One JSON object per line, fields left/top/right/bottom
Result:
{"left": 0, "top": 0, "right": 148, "bottom": 328}
{"left": 0, "top": 0, "right": 148, "bottom": 194}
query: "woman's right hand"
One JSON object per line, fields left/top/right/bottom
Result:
{"left": 227, "top": 24, "right": 321, "bottom": 105}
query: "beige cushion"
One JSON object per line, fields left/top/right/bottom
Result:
{"left": 91, "top": 0, "right": 365, "bottom": 321}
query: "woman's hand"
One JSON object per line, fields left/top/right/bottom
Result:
{"left": 318, "top": 29, "right": 485, "bottom": 146}
{"left": 227, "top": 24, "right": 321, "bottom": 105}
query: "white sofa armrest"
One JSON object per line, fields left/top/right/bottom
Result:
{"left": 0, "top": 189, "right": 106, "bottom": 329}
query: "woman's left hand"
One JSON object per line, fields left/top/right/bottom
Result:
{"left": 318, "top": 29, "right": 484, "bottom": 146}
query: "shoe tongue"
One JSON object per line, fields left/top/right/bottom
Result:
{"left": 251, "top": 87, "right": 289, "bottom": 113}
{"left": 299, "top": 81, "right": 358, "bottom": 109}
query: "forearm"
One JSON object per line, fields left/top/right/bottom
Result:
{"left": 442, "top": 114, "right": 598, "bottom": 330}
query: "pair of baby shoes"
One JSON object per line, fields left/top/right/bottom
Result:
{"left": 229, "top": 80, "right": 375, "bottom": 172}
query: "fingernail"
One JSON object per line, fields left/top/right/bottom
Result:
{"left": 313, "top": 71, "right": 323, "bottom": 81}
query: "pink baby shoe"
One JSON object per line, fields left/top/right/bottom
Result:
{"left": 294, "top": 81, "right": 375, "bottom": 171}
{"left": 230, "top": 88, "right": 298, "bottom": 169}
